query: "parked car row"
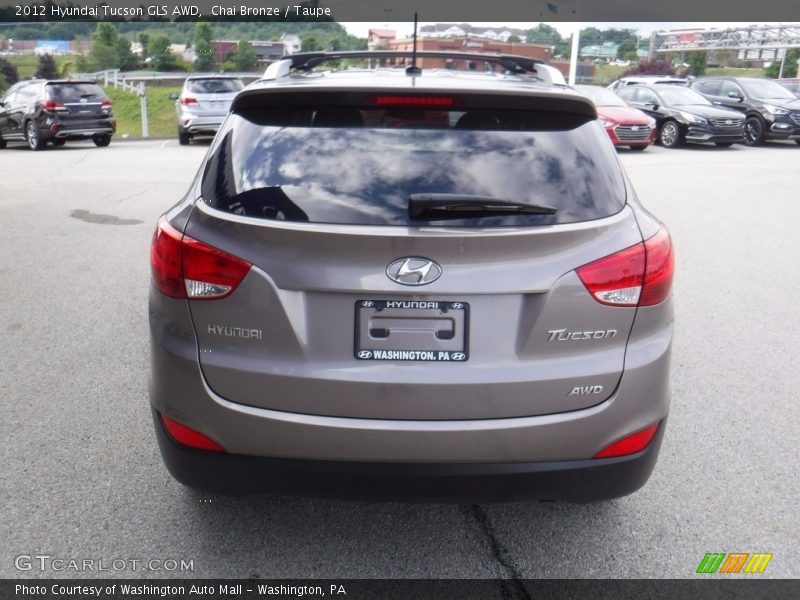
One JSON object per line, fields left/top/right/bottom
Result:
{"left": 586, "top": 75, "right": 800, "bottom": 150}
{"left": 0, "top": 79, "right": 115, "bottom": 150}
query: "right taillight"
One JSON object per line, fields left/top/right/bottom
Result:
{"left": 179, "top": 97, "right": 198, "bottom": 105}
{"left": 576, "top": 227, "right": 673, "bottom": 307}
{"left": 150, "top": 216, "right": 251, "bottom": 300}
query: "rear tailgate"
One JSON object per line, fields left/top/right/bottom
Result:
{"left": 182, "top": 88, "right": 643, "bottom": 420}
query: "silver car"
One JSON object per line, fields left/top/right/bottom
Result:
{"left": 173, "top": 75, "right": 244, "bottom": 145}
{"left": 150, "top": 52, "right": 674, "bottom": 501}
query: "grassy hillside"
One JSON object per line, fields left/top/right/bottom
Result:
{"left": 103, "top": 85, "right": 180, "bottom": 138}
{"left": 4, "top": 54, "right": 71, "bottom": 79}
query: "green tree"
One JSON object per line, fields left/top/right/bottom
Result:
{"left": 617, "top": 39, "right": 637, "bottom": 60}
{"left": 764, "top": 48, "right": 800, "bottom": 78}
{"left": 686, "top": 51, "right": 707, "bottom": 76}
{"left": 526, "top": 24, "right": 562, "bottom": 46}
{"left": 233, "top": 40, "right": 257, "bottom": 71}
{"left": 0, "top": 72, "right": 9, "bottom": 95}
{"left": 507, "top": 35, "right": 521, "bottom": 43}
{"left": 301, "top": 35, "right": 322, "bottom": 52}
{"left": 147, "top": 36, "right": 176, "bottom": 71}
{"left": 75, "top": 54, "right": 90, "bottom": 73}
{"left": 0, "top": 57, "right": 19, "bottom": 86}
{"left": 90, "top": 22, "right": 120, "bottom": 70}
{"left": 114, "top": 37, "right": 138, "bottom": 70}
{"left": 194, "top": 22, "right": 215, "bottom": 72}
{"left": 35, "top": 54, "right": 59, "bottom": 79}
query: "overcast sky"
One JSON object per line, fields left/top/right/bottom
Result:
{"left": 340, "top": 22, "right": 791, "bottom": 39}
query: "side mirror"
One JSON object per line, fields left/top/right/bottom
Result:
{"left": 727, "top": 91, "right": 743, "bottom": 101}
{"left": 646, "top": 102, "right": 660, "bottom": 111}
{"left": 168, "top": 93, "right": 178, "bottom": 101}
{"left": 0, "top": 101, "right": 4, "bottom": 108}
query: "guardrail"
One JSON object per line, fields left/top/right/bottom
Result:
{"left": 89, "top": 70, "right": 149, "bottom": 137}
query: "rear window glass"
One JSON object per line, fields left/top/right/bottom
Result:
{"left": 201, "top": 106, "right": 626, "bottom": 228}
{"left": 187, "top": 79, "right": 244, "bottom": 94}
{"left": 47, "top": 83, "right": 105, "bottom": 103}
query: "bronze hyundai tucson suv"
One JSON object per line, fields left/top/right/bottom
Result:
{"left": 149, "top": 52, "right": 675, "bottom": 502}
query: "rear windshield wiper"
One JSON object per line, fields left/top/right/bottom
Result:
{"left": 409, "top": 193, "right": 558, "bottom": 220}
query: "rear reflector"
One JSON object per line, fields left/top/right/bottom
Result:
{"left": 576, "top": 227, "right": 673, "bottom": 307}
{"left": 594, "top": 423, "right": 659, "bottom": 459}
{"left": 372, "top": 95, "right": 461, "bottom": 107}
{"left": 160, "top": 414, "right": 225, "bottom": 453}
{"left": 150, "top": 216, "right": 251, "bottom": 300}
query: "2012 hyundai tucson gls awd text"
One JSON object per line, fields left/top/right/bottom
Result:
{"left": 149, "top": 51, "right": 675, "bottom": 502}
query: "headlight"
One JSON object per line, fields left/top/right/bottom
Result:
{"left": 763, "top": 104, "right": 790, "bottom": 116}
{"left": 679, "top": 111, "right": 707, "bottom": 124}
{"left": 647, "top": 118, "right": 656, "bottom": 128}
{"left": 598, "top": 118, "right": 615, "bottom": 128}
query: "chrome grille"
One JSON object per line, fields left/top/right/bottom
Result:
{"left": 790, "top": 112, "right": 800, "bottom": 126}
{"left": 614, "top": 125, "right": 651, "bottom": 141}
{"left": 709, "top": 117, "right": 743, "bottom": 128}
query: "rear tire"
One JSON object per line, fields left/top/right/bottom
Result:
{"left": 714, "top": 142, "right": 733, "bottom": 147}
{"left": 659, "top": 121, "right": 681, "bottom": 148}
{"left": 26, "top": 121, "right": 46, "bottom": 151}
{"left": 93, "top": 135, "right": 111, "bottom": 147}
{"left": 52, "top": 139, "right": 66, "bottom": 147}
{"left": 0, "top": 137, "right": 6, "bottom": 149}
{"left": 744, "top": 116, "right": 764, "bottom": 146}
{"left": 178, "top": 129, "right": 190, "bottom": 145}
{"left": 795, "top": 139, "right": 800, "bottom": 146}
{"left": 629, "top": 145, "right": 648, "bottom": 151}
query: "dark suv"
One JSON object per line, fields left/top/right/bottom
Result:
{"left": 0, "top": 80, "right": 115, "bottom": 150}
{"left": 691, "top": 76, "right": 800, "bottom": 145}
{"left": 149, "top": 51, "right": 674, "bottom": 501}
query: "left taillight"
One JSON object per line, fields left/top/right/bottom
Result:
{"left": 150, "top": 216, "right": 251, "bottom": 300}
{"left": 101, "top": 100, "right": 112, "bottom": 113}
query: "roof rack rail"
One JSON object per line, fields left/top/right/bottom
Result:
{"left": 262, "top": 51, "right": 565, "bottom": 84}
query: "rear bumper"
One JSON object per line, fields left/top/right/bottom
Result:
{"left": 154, "top": 407, "right": 665, "bottom": 501}
{"left": 177, "top": 114, "right": 224, "bottom": 135}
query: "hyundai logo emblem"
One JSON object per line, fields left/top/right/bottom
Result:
{"left": 631, "top": 125, "right": 639, "bottom": 131}
{"left": 451, "top": 352, "right": 466, "bottom": 361}
{"left": 386, "top": 257, "right": 442, "bottom": 286}
{"left": 357, "top": 350, "right": 373, "bottom": 359}
{"left": 726, "top": 119, "right": 732, "bottom": 124}
{"left": 450, "top": 302, "right": 464, "bottom": 309}
{"left": 361, "top": 300, "right": 374, "bottom": 307}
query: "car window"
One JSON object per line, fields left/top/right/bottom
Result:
{"left": 576, "top": 85, "right": 628, "bottom": 107}
{"left": 616, "top": 87, "right": 634, "bottom": 101}
{"left": 17, "top": 84, "right": 40, "bottom": 102}
{"left": 739, "top": 78, "right": 796, "bottom": 100}
{"left": 633, "top": 89, "right": 658, "bottom": 104}
{"left": 46, "top": 83, "right": 105, "bottom": 103}
{"left": 695, "top": 80, "right": 721, "bottom": 95}
{"left": 187, "top": 79, "right": 244, "bottom": 94}
{"left": 201, "top": 105, "right": 626, "bottom": 228}
{"left": 719, "top": 81, "right": 743, "bottom": 97}
{"left": 655, "top": 86, "right": 712, "bottom": 106}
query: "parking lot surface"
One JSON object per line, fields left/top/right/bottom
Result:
{"left": 1, "top": 139, "right": 798, "bottom": 579}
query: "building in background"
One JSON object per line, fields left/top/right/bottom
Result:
{"left": 367, "top": 29, "right": 396, "bottom": 51}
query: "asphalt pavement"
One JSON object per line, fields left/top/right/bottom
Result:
{"left": 1, "top": 138, "right": 798, "bottom": 579}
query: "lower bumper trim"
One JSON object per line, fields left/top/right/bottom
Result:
{"left": 153, "top": 409, "right": 665, "bottom": 502}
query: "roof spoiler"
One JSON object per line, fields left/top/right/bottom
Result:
{"left": 262, "top": 51, "right": 566, "bottom": 85}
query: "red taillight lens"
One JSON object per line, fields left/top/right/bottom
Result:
{"left": 180, "top": 97, "right": 198, "bottom": 105}
{"left": 576, "top": 227, "right": 673, "bottom": 307}
{"left": 42, "top": 100, "right": 65, "bottom": 111}
{"left": 149, "top": 217, "right": 251, "bottom": 300}
{"left": 576, "top": 242, "right": 645, "bottom": 307}
{"left": 182, "top": 235, "right": 251, "bottom": 300}
{"left": 101, "top": 100, "right": 112, "bottom": 111}
{"left": 160, "top": 414, "right": 226, "bottom": 453}
{"left": 640, "top": 228, "right": 674, "bottom": 306}
{"left": 150, "top": 217, "right": 185, "bottom": 298}
{"left": 372, "top": 95, "right": 462, "bottom": 107}
{"left": 594, "top": 423, "right": 660, "bottom": 459}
